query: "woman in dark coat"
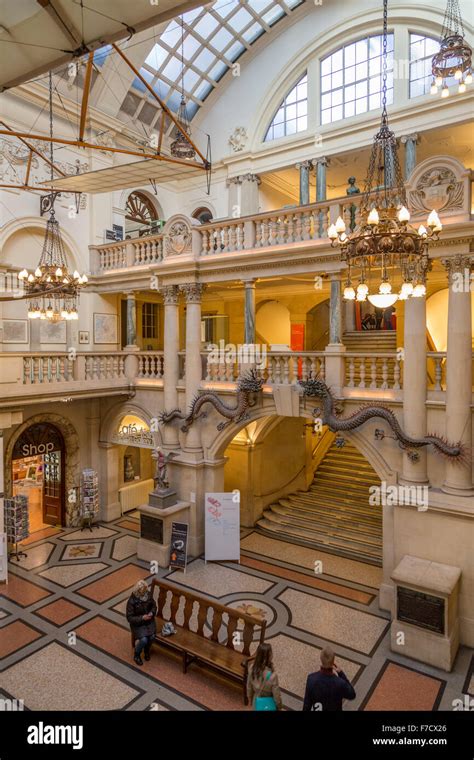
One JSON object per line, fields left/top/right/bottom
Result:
{"left": 126, "top": 579, "right": 157, "bottom": 666}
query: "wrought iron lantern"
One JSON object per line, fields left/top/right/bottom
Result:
{"left": 431, "top": 0, "right": 472, "bottom": 97}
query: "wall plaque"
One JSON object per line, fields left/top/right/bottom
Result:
{"left": 140, "top": 514, "right": 163, "bottom": 544}
{"left": 397, "top": 586, "right": 445, "bottom": 634}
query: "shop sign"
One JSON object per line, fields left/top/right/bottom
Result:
{"left": 111, "top": 418, "right": 154, "bottom": 448}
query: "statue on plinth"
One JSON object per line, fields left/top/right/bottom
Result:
{"left": 152, "top": 448, "right": 177, "bottom": 491}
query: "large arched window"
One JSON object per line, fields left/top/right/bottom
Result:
{"left": 264, "top": 73, "right": 307, "bottom": 141}
{"left": 321, "top": 33, "right": 394, "bottom": 125}
{"left": 125, "top": 192, "right": 162, "bottom": 237}
{"left": 409, "top": 33, "right": 455, "bottom": 97}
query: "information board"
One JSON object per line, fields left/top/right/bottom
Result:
{"left": 169, "top": 521, "right": 188, "bottom": 571}
{"left": 204, "top": 492, "right": 240, "bottom": 562}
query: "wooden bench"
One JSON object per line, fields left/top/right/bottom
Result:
{"left": 129, "top": 577, "right": 266, "bottom": 704}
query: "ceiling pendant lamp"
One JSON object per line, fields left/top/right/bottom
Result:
{"left": 17, "top": 72, "right": 86, "bottom": 322}
{"left": 328, "top": 0, "right": 442, "bottom": 307}
{"left": 430, "top": 0, "right": 472, "bottom": 96}
{"left": 170, "top": 16, "right": 196, "bottom": 160}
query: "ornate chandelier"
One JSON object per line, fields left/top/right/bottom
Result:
{"left": 328, "top": 0, "right": 442, "bottom": 309}
{"left": 431, "top": 0, "right": 472, "bottom": 97}
{"left": 170, "top": 16, "right": 196, "bottom": 161}
{"left": 18, "top": 73, "right": 87, "bottom": 322}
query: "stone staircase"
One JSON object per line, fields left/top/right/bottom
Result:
{"left": 257, "top": 440, "right": 382, "bottom": 566}
{"left": 343, "top": 330, "right": 397, "bottom": 387}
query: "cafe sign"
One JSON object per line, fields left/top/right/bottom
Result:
{"left": 111, "top": 415, "right": 154, "bottom": 449}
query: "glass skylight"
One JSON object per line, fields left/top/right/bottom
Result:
{"left": 123, "top": 0, "right": 305, "bottom": 127}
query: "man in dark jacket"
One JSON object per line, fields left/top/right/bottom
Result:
{"left": 126, "top": 580, "right": 157, "bottom": 666}
{"left": 303, "top": 646, "right": 356, "bottom": 711}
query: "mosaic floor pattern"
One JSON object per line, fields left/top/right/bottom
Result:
{"left": 0, "top": 524, "right": 471, "bottom": 712}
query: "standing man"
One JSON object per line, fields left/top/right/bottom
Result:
{"left": 303, "top": 646, "right": 356, "bottom": 711}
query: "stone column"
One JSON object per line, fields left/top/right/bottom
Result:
{"left": 345, "top": 300, "right": 356, "bottom": 332}
{"left": 401, "top": 295, "right": 428, "bottom": 484}
{"left": 240, "top": 173, "right": 261, "bottom": 216}
{"left": 324, "top": 273, "right": 345, "bottom": 394}
{"left": 329, "top": 273, "right": 343, "bottom": 345}
{"left": 243, "top": 280, "right": 256, "bottom": 344}
{"left": 314, "top": 156, "right": 328, "bottom": 202}
{"left": 400, "top": 133, "right": 419, "bottom": 180}
{"left": 227, "top": 176, "right": 242, "bottom": 218}
{"left": 124, "top": 292, "right": 139, "bottom": 351}
{"left": 162, "top": 285, "right": 180, "bottom": 450}
{"left": 181, "top": 283, "right": 205, "bottom": 452}
{"left": 296, "top": 160, "right": 312, "bottom": 206}
{"left": 442, "top": 256, "right": 474, "bottom": 495}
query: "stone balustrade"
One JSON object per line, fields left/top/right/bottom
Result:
{"left": 345, "top": 352, "right": 403, "bottom": 391}
{"left": 137, "top": 352, "right": 165, "bottom": 380}
{"left": 205, "top": 351, "right": 326, "bottom": 385}
{"left": 427, "top": 351, "right": 447, "bottom": 391}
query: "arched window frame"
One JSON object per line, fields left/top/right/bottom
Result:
{"left": 320, "top": 32, "right": 394, "bottom": 125}
{"left": 264, "top": 72, "right": 308, "bottom": 142}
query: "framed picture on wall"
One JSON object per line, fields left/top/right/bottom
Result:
{"left": 1, "top": 319, "right": 29, "bottom": 343}
{"left": 39, "top": 320, "right": 67, "bottom": 344}
{"left": 94, "top": 313, "right": 118, "bottom": 344}
{"left": 79, "top": 331, "right": 90, "bottom": 344}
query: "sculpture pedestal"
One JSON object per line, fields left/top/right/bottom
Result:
{"left": 137, "top": 501, "right": 191, "bottom": 568}
{"left": 148, "top": 488, "right": 178, "bottom": 509}
{"left": 390, "top": 555, "right": 461, "bottom": 671}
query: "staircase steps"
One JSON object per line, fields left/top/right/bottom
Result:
{"left": 256, "top": 440, "right": 382, "bottom": 566}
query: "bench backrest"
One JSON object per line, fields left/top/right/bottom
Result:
{"left": 150, "top": 577, "right": 266, "bottom": 656}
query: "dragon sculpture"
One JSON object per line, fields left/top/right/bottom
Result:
{"left": 299, "top": 376, "right": 463, "bottom": 459}
{"left": 159, "top": 369, "right": 264, "bottom": 432}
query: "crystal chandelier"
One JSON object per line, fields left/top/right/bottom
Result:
{"left": 17, "top": 73, "right": 87, "bottom": 321}
{"left": 431, "top": 0, "right": 472, "bottom": 97}
{"left": 328, "top": 0, "right": 442, "bottom": 309}
{"left": 170, "top": 16, "right": 196, "bottom": 161}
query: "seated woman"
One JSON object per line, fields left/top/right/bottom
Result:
{"left": 126, "top": 579, "right": 157, "bottom": 666}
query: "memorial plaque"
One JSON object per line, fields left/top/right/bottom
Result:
{"left": 140, "top": 514, "right": 163, "bottom": 544}
{"left": 397, "top": 586, "right": 445, "bottom": 634}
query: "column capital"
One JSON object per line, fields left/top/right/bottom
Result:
{"left": 180, "top": 283, "right": 205, "bottom": 303}
{"left": 296, "top": 160, "right": 313, "bottom": 170}
{"left": 400, "top": 133, "right": 419, "bottom": 144}
{"left": 242, "top": 278, "right": 256, "bottom": 288}
{"left": 241, "top": 172, "right": 261, "bottom": 185}
{"left": 442, "top": 254, "right": 474, "bottom": 280}
{"left": 123, "top": 290, "right": 136, "bottom": 298}
{"left": 161, "top": 284, "right": 180, "bottom": 304}
{"left": 227, "top": 175, "right": 242, "bottom": 186}
{"left": 312, "top": 156, "right": 329, "bottom": 167}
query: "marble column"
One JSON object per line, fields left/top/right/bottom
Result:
{"left": 329, "top": 273, "right": 343, "bottom": 345}
{"left": 442, "top": 256, "right": 474, "bottom": 495}
{"left": 296, "top": 161, "right": 312, "bottom": 206}
{"left": 162, "top": 285, "right": 180, "bottom": 450}
{"left": 344, "top": 300, "right": 356, "bottom": 332}
{"left": 239, "top": 173, "right": 261, "bottom": 216}
{"left": 314, "top": 156, "right": 328, "bottom": 202}
{"left": 227, "top": 176, "right": 242, "bottom": 218}
{"left": 401, "top": 295, "right": 428, "bottom": 484}
{"left": 243, "top": 280, "right": 256, "bottom": 344}
{"left": 401, "top": 133, "right": 419, "bottom": 180}
{"left": 181, "top": 283, "right": 205, "bottom": 452}
{"left": 124, "top": 292, "right": 139, "bottom": 351}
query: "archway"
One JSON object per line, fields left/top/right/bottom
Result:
{"left": 192, "top": 206, "right": 213, "bottom": 224}
{"left": 125, "top": 191, "right": 163, "bottom": 237}
{"left": 5, "top": 414, "right": 80, "bottom": 529}
{"left": 256, "top": 300, "right": 291, "bottom": 347}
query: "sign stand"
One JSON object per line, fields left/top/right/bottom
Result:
{"left": 80, "top": 469, "right": 100, "bottom": 531}
{"left": 169, "top": 522, "right": 188, "bottom": 572}
{"left": 5, "top": 496, "right": 29, "bottom": 561}
{"left": 204, "top": 492, "right": 240, "bottom": 563}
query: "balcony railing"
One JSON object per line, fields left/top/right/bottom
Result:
{"left": 2, "top": 349, "right": 472, "bottom": 405}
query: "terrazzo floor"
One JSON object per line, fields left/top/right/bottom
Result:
{"left": 1, "top": 518, "right": 472, "bottom": 712}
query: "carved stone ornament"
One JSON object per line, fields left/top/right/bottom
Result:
{"left": 161, "top": 284, "right": 180, "bottom": 304}
{"left": 163, "top": 214, "right": 192, "bottom": 256}
{"left": 179, "top": 283, "right": 205, "bottom": 303}
{"left": 229, "top": 126, "right": 248, "bottom": 152}
{"left": 406, "top": 156, "right": 469, "bottom": 218}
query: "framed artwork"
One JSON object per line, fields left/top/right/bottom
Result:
{"left": 79, "top": 331, "right": 90, "bottom": 344}
{"left": 39, "top": 320, "right": 67, "bottom": 344}
{"left": 94, "top": 313, "right": 118, "bottom": 344}
{"left": 1, "top": 319, "right": 29, "bottom": 344}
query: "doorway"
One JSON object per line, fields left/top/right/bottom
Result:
{"left": 12, "top": 423, "right": 65, "bottom": 529}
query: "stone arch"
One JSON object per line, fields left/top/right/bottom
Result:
{"left": 99, "top": 400, "right": 157, "bottom": 445}
{"left": 4, "top": 413, "right": 80, "bottom": 527}
{"left": 0, "top": 216, "right": 82, "bottom": 270}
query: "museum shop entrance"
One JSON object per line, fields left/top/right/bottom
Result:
{"left": 12, "top": 423, "right": 66, "bottom": 529}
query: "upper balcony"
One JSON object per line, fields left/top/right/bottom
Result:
{"left": 88, "top": 155, "right": 473, "bottom": 287}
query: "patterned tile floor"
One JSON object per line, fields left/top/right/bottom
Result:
{"left": 1, "top": 518, "right": 472, "bottom": 712}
